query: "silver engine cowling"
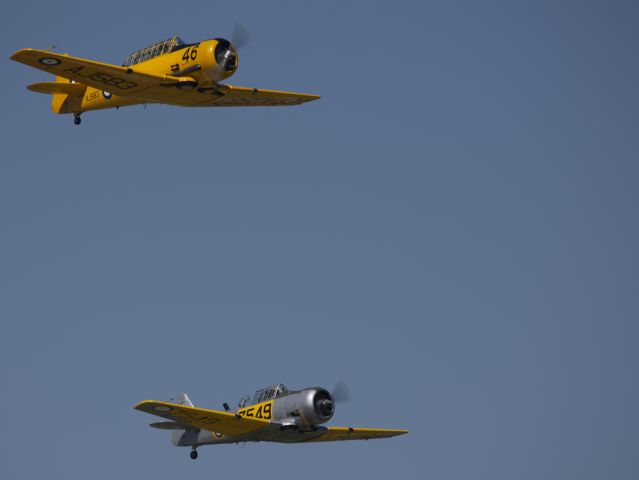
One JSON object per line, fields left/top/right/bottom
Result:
{"left": 293, "top": 388, "right": 335, "bottom": 426}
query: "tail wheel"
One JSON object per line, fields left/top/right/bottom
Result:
{"left": 190, "top": 449, "right": 198, "bottom": 460}
{"left": 73, "top": 114, "right": 81, "bottom": 125}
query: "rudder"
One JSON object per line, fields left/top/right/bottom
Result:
{"left": 51, "top": 76, "right": 71, "bottom": 114}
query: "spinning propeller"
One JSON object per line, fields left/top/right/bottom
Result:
{"left": 231, "top": 22, "right": 251, "bottom": 50}
{"left": 217, "top": 22, "right": 251, "bottom": 73}
{"left": 332, "top": 380, "right": 352, "bottom": 403}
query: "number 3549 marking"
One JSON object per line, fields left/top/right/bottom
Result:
{"left": 238, "top": 402, "right": 272, "bottom": 420}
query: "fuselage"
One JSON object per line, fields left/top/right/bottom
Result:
{"left": 69, "top": 37, "right": 237, "bottom": 113}
{"left": 172, "top": 386, "right": 335, "bottom": 447}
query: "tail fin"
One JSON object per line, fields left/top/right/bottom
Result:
{"left": 170, "top": 393, "right": 194, "bottom": 407}
{"left": 26, "top": 76, "right": 85, "bottom": 114}
{"left": 51, "top": 76, "right": 71, "bottom": 114}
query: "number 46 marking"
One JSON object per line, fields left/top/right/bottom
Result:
{"left": 182, "top": 47, "right": 198, "bottom": 62}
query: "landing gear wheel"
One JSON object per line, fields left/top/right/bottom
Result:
{"left": 73, "top": 115, "right": 81, "bottom": 125}
{"left": 190, "top": 449, "right": 198, "bottom": 460}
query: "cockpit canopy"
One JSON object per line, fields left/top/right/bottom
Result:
{"left": 237, "top": 384, "right": 289, "bottom": 409}
{"left": 253, "top": 384, "right": 288, "bottom": 404}
{"left": 123, "top": 36, "right": 185, "bottom": 67}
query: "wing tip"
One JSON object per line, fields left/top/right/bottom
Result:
{"left": 133, "top": 399, "right": 160, "bottom": 411}
{"left": 301, "top": 93, "right": 321, "bottom": 103}
{"left": 10, "top": 48, "right": 37, "bottom": 60}
{"left": 366, "top": 428, "right": 409, "bottom": 437}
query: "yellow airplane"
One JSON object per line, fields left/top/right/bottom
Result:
{"left": 10, "top": 35, "right": 319, "bottom": 125}
{"left": 135, "top": 383, "right": 408, "bottom": 459}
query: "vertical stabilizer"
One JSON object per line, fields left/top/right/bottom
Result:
{"left": 51, "top": 76, "right": 70, "bottom": 113}
{"left": 171, "top": 393, "right": 194, "bottom": 407}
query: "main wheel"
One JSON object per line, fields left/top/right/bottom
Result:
{"left": 190, "top": 450, "right": 198, "bottom": 460}
{"left": 73, "top": 116, "right": 81, "bottom": 125}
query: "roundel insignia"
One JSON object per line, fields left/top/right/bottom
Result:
{"left": 153, "top": 405, "right": 172, "bottom": 412}
{"left": 102, "top": 91, "right": 112, "bottom": 99}
{"left": 38, "top": 58, "right": 61, "bottom": 66}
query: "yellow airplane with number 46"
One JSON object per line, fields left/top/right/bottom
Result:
{"left": 10, "top": 30, "right": 319, "bottom": 125}
{"left": 135, "top": 382, "right": 408, "bottom": 460}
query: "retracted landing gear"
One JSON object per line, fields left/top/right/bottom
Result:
{"left": 190, "top": 447, "right": 198, "bottom": 460}
{"left": 73, "top": 114, "right": 81, "bottom": 125}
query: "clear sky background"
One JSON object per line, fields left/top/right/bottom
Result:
{"left": 1, "top": 1, "right": 638, "bottom": 479}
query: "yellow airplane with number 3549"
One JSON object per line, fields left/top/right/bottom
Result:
{"left": 10, "top": 30, "right": 319, "bottom": 125}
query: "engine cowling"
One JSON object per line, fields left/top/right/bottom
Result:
{"left": 293, "top": 388, "right": 335, "bottom": 426}
{"left": 199, "top": 38, "right": 238, "bottom": 82}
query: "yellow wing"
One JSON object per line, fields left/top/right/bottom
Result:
{"left": 134, "top": 400, "right": 270, "bottom": 436}
{"left": 201, "top": 84, "right": 320, "bottom": 107}
{"left": 308, "top": 426, "right": 409, "bottom": 442}
{"left": 10, "top": 48, "right": 320, "bottom": 108}
{"left": 10, "top": 49, "right": 197, "bottom": 103}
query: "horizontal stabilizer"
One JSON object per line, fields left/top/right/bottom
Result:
{"left": 27, "top": 82, "right": 85, "bottom": 96}
{"left": 149, "top": 421, "right": 187, "bottom": 430}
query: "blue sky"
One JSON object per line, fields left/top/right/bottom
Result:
{"left": 1, "top": 1, "right": 638, "bottom": 479}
